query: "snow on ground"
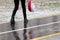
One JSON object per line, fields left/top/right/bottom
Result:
{"left": 0, "top": 8, "right": 60, "bottom": 22}
{"left": 0, "top": 0, "right": 60, "bottom": 22}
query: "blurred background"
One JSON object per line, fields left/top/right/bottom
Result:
{"left": 0, "top": 0, "right": 60, "bottom": 40}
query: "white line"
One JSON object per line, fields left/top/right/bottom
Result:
{"left": 0, "top": 21, "right": 60, "bottom": 35}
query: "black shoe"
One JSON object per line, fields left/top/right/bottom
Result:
{"left": 24, "top": 19, "right": 28, "bottom": 24}
{"left": 10, "top": 18, "right": 15, "bottom": 25}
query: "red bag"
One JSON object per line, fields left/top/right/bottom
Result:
{"left": 28, "top": 0, "right": 35, "bottom": 12}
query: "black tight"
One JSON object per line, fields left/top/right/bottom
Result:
{"left": 11, "top": 0, "right": 28, "bottom": 40}
{"left": 11, "top": 0, "right": 27, "bottom": 19}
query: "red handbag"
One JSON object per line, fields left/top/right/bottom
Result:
{"left": 28, "top": 0, "right": 35, "bottom": 12}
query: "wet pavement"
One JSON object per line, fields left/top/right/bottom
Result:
{"left": 0, "top": 15, "right": 60, "bottom": 40}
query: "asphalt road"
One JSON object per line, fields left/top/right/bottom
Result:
{"left": 0, "top": 16, "right": 60, "bottom": 40}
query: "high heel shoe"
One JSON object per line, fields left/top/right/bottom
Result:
{"left": 10, "top": 17, "right": 15, "bottom": 25}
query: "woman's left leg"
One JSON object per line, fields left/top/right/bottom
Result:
{"left": 21, "top": 0, "right": 28, "bottom": 40}
{"left": 21, "top": 0, "right": 28, "bottom": 20}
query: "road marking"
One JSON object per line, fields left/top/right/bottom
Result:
{"left": 0, "top": 21, "right": 60, "bottom": 35}
{"left": 31, "top": 32, "right": 60, "bottom": 40}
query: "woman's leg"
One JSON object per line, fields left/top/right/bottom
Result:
{"left": 21, "top": 0, "right": 27, "bottom": 20}
{"left": 10, "top": 0, "right": 20, "bottom": 40}
{"left": 11, "top": 0, "right": 19, "bottom": 24}
{"left": 21, "top": 0, "right": 28, "bottom": 40}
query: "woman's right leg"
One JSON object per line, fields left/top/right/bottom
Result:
{"left": 10, "top": 0, "right": 20, "bottom": 40}
{"left": 11, "top": 0, "right": 19, "bottom": 24}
